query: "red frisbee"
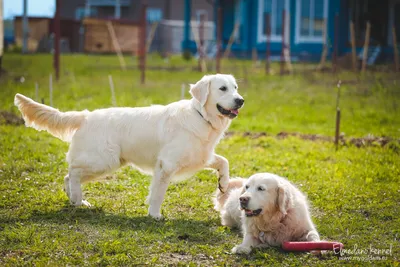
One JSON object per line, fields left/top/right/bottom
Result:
{"left": 282, "top": 241, "right": 344, "bottom": 252}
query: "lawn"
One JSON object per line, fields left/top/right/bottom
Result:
{"left": 0, "top": 54, "right": 399, "bottom": 266}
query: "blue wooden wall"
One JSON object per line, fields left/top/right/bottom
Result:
{"left": 224, "top": 0, "right": 343, "bottom": 60}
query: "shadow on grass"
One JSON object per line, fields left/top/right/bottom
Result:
{"left": 0, "top": 205, "right": 229, "bottom": 245}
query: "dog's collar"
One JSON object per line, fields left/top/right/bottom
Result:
{"left": 196, "top": 109, "right": 215, "bottom": 129}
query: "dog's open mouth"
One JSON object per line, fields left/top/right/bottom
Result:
{"left": 244, "top": 208, "right": 262, "bottom": 217}
{"left": 217, "top": 104, "right": 240, "bottom": 119}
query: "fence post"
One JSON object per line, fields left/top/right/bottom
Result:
{"left": 49, "top": 74, "right": 53, "bottom": 107}
{"left": 361, "top": 21, "right": 371, "bottom": 73}
{"left": 198, "top": 13, "right": 206, "bottom": 72}
{"left": 280, "top": 10, "right": 286, "bottom": 76}
{"left": 333, "top": 14, "right": 339, "bottom": 73}
{"left": 54, "top": 0, "right": 61, "bottom": 81}
{"left": 392, "top": 27, "right": 399, "bottom": 72}
{"left": 350, "top": 21, "right": 357, "bottom": 72}
{"left": 139, "top": 3, "right": 147, "bottom": 84}
{"left": 317, "top": 19, "right": 327, "bottom": 71}
{"left": 265, "top": 13, "right": 271, "bottom": 75}
{"left": 216, "top": 7, "right": 222, "bottom": 73}
{"left": 334, "top": 80, "right": 342, "bottom": 150}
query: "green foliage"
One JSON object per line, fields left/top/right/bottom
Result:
{"left": 0, "top": 54, "right": 398, "bottom": 266}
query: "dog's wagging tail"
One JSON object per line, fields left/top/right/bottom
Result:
{"left": 14, "top": 94, "right": 88, "bottom": 142}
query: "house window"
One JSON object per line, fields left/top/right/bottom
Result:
{"left": 75, "top": 7, "right": 98, "bottom": 20}
{"left": 257, "top": 0, "right": 290, "bottom": 43}
{"left": 295, "top": 0, "right": 328, "bottom": 43}
{"left": 147, "top": 8, "right": 162, "bottom": 22}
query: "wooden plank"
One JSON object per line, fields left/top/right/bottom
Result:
{"left": 265, "top": 13, "right": 271, "bottom": 75}
{"left": 350, "top": 21, "right": 357, "bottom": 72}
{"left": 284, "top": 12, "right": 292, "bottom": 73}
{"left": 280, "top": 10, "right": 286, "bottom": 75}
{"left": 361, "top": 21, "right": 371, "bottom": 73}
{"left": 0, "top": 0, "right": 3, "bottom": 61}
{"left": 223, "top": 22, "right": 240, "bottom": 59}
{"left": 393, "top": 26, "right": 399, "bottom": 72}
{"left": 317, "top": 19, "right": 328, "bottom": 71}
{"left": 191, "top": 22, "right": 207, "bottom": 72}
{"left": 139, "top": 3, "right": 147, "bottom": 84}
{"left": 107, "top": 21, "right": 127, "bottom": 70}
{"left": 216, "top": 7, "right": 222, "bottom": 73}
{"left": 146, "top": 22, "right": 159, "bottom": 53}
{"left": 333, "top": 14, "right": 339, "bottom": 73}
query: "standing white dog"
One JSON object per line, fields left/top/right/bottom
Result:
{"left": 14, "top": 74, "right": 244, "bottom": 219}
{"left": 214, "top": 173, "right": 320, "bottom": 254}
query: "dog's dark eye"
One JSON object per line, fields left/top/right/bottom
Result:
{"left": 258, "top": 186, "right": 265, "bottom": 191}
{"left": 245, "top": 185, "right": 249, "bottom": 189}
{"left": 219, "top": 86, "right": 227, "bottom": 92}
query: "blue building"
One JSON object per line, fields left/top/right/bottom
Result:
{"left": 183, "top": 0, "right": 400, "bottom": 62}
{"left": 3, "top": 19, "right": 15, "bottom": 47}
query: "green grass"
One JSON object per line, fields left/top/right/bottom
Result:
{"left": 1, "top": 53, "right": 399, "bottom": 137}
{"left": 0, "top": 54, "right": 399, "bottom": 266}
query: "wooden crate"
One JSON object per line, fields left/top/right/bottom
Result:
{"left": 14, "top": 17, "right": 51, "bottom": 52}
{"left": 83, "top": 18, "right": 139, "bottom": 54}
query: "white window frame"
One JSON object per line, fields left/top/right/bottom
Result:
{"left": 257, "top": 0, "right": 290, "bottom": 43}
{"left": 295, "top": 0, "right": 329, "bottom": 44}
{"left": 196, "top": 10, "right": 208, "bottom": 22}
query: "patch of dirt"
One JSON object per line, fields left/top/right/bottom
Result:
{"left": 157, "top": 252, "right": 214, "bottom": 265}
{"left": 226, "top": 131, "right": 399, "bottom": 148}
{"left": 0, "top": 111, "right": 24, "bottom": 126}
{"left": 276, "top": 131, "right": 332, "bottom": 142}
{"left": 0, "top": 250, "right": 25, "bottom": 260}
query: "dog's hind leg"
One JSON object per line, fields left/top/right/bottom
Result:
{"left": 147, "top": 160, "right": 176, "bottom": 220}
{"left": 68, "top": 168, "right": 93, "bottom": 207}
{"left": 66, "top": 140, "right": 122, "bottom": 207}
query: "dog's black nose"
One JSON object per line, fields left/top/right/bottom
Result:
{"left": 239, "top": 196, "right": 249, "bottom": 204}
{"left": 235, "top": 98, "right": 244, "bottom": 107}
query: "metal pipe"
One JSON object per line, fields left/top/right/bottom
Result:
{"left": 280, "top": 9, "right": 286, "bottom": 75}
{"left": 265, "top": 13, "right": 271, "bottom": 75}
{"left": 22, "top": 0, "right": 28, "bottom": 53}
{"left": 115, "top": 0, "right": 121, "bottom": 19}
{"left": 216, "top": 7, "right": 222, "bottom": 73}
{"left": 0, "top": 0, "right": 3, "bottom": 72}
{"left": 140, "top": 3, "right": 147, "bottom": 84}
{"left": 54, "top": 0, "right": 61, "bottom": 81}
{"left": 333, "top": 14, "right": 339, "bottom": 73}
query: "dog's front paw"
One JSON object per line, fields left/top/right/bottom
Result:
{"left": 82, "top": 200, "right": 92, "bottom": 207}
{"left": 218, "top": 176, "right": 229, "bottom": 193}
{"left": 232, "top": 245, "right": 252, "bottom": 254}
{"left": 148, "top": 212, "right": 164, "bottom": 221}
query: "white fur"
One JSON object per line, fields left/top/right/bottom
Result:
{"left": 214, "top": 173, "right": 320, "bottom": 254}
{"left": 14, "top": 74, "right": 243, "bottom": 219}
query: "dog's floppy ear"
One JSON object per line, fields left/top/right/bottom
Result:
{"left": 276, "top": 184, "right": 291, "bottom": 215}
{"left": 190, "top": 75, "right": 211, "bottom": 106}
{"left": 240, "top": 184, "right": 246, "bottom": 195}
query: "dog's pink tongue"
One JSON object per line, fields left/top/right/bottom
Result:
{"left": 231, "top": 109, "right": 239, "bottom": 115}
